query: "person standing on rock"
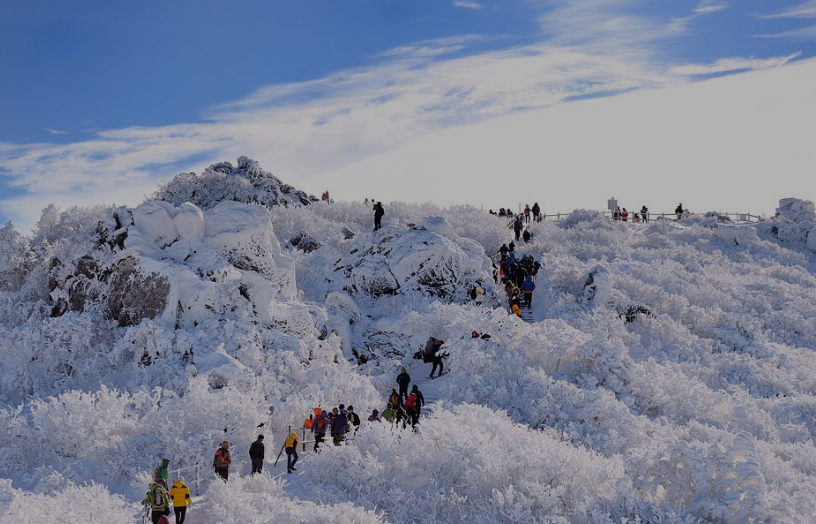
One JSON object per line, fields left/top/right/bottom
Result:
{"left": 249, "top": 435, "right": 265, "bottom": 475}
{"left": 396, "top": 367, "right": 411, "bottom": 402}
{"left": 373, "top": 201, "right": 385, "bottom": 231}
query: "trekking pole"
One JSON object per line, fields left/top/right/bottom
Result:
{"left": 273, "top": 425, "right": 291, "bottom": 467}
{"left": 194, "top": 461, "right": 200, "bottom": 497}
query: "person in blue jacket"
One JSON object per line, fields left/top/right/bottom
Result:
{"left": 521, "top": 274, "right": 536, "bottom": 307}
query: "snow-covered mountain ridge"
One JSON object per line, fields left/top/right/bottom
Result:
{"left": 1, "top": 158, "right": 816, "bottom": 524}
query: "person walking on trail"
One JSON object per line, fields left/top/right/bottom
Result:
{"left": 621, "top": 208, "right": 628, "bottom": 222}
{"left": 522, "top": 229, "right": 531, "bottom": 244}
{"left": 613, "top": 206, "right": 621, "bottom": 221}
{"left": 368, "top": 409, "right": 381, "bottom": 422}
{"left": 396, "top": 367, "right": 411, "bottom": 401}
{"left": 382, "top": 403, "right": 396, "bottom": 423}
{"left": 312, "top": 409, "right": 329, "bottom": 452}
{"left": 499, "top": 243, "right": 509, "bottom": 261}
{"left": 389, "top": 388, "right": 402, "bottom": 408}
{"left": 532, "top": 202, "right": 541, "bottom": 222}
{"left": 423, "top": 336, "right": 447, "bottom": 379}
{"left": 347, "top": 405, "right": 361, "bottom": 431}
{"left": 213, "top": 441, "right": 231, "bottom": 481}
{"left": 521, "top": 274, "right": 536, "bottom": 307}
{"left": 373, "top": 201, "right": 385, "bottom": 231}
{"left": 331, "top": 407, "right": 348, "bottom": 445}
{"left": 142, "top": 478, "right": 170, "bottom": 524}
{"left": 524, "top": 204, "right": 531, "bottom": 223}
{"left": 409, "top": 384, "right": 425, "bottom": 426}
{"left": 404, "top": 390, "right": 420, "bottom": 428}
{"left": 640, "top": 205, "right": 649, "bottom": 223}
{"left": 513, "top": 217, "right": 523, "bottom": 241}
{"left": 675, "top": 203, "right": 684, "bottom": 220}
{"left": 249, "top": 435, "right": 265, "bottom": 475}
{"left": 169, "top": 479, "right": 191, "bottom": 524}
{"left": 153, "top": 458, "right": 170, "bottom": 484}
{"left": 284, "top": 432, "right": 299, "bottom": 473}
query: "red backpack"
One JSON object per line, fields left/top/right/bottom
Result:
{"left": 404, "top": 393, "right": 417, "bottom": 411}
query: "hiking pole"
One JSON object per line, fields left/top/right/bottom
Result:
{"left": 273, "top": 425, "right": 291, "bottom": 467}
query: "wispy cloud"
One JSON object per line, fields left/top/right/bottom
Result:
{"left": 668, "top": 52, "right": 801, "bottom": 75}
{"left": 453, "top": 1, "right": 487, "bottom": 10}
{"left": 761, "top": 1, "right": 816, "bottom": 19}
{"left": 45, "top": 128, "right": 66, "bottom": 135}
{"left": 694, "top": 0, "right": 729, "bottom": 14}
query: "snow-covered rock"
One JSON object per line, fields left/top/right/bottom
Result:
{"left": 157, "top": 156, "right": 318, "bottom": 210}
{"left": 332, "top": 216, "right": 492, "bottom": 301}
{"left": 759, "top": 198, "right": 816, "bottom": 252}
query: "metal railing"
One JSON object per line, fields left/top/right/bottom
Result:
{"left": 529, "top": 211, "right": 764, "bottom": 223}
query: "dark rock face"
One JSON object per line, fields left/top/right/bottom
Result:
{"left": 290, "top": 233, "right": 322, "bottom": 253}
{"left": 104, "top": 257, "right": 170, "bottom": 327}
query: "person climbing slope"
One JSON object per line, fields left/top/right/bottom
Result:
{"left": 423, "top": 336, "right": 447, "bottom": 379}
{"left": 169, "top": 479, "right": 191, "bottom": 524}
{"left": 142, "top": 478, "right": 170, "bottom": 524}
{"left": 213, "top": 441, "right": 231, "bottom": 481}
{"left": 521, "top": 274, "right": 536, "bottom": 307}
{"left": 396, "top": 367, "right": 411, "bottom": 401}
{"left": 311, "top": 409, "right": 329, "bottom": 452}
{"left": 285, "top": 432, "right": 299, "bottom": 473}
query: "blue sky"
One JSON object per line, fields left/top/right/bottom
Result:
{"left": 2, "top": 0, "right": 816, "bottom": 230}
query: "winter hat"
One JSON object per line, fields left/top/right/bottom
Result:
{"left": 372, "top": 409, "right": 379, "bottom": 415}
{"left": 257, "top": 435, "right": 264, "bottom": 440}
{"left": 401, "top": 366, "right": 406, "bottom": 372}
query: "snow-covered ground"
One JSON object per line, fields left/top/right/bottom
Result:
{"left": 2, "top": 159, "right": 816, "bottom": 523}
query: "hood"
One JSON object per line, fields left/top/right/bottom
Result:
{"left": 172, "top": 480, "right": 186, "bottom": 488}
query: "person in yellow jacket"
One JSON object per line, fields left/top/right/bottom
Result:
{"left": 285, "top": 432, "right": 299, "bottom": 473}
{"left": 169, "top": 480, "right": 191, "bottom": 524}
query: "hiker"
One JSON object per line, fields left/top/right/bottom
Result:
{"left": 470, "top": 280, "right": 485, "bottom": 304}
{"left": 524, "top": 204, "right": 531, "bottom": 223}
{"left": 389, "top": 388, "right": 402, "bottom": 408}
{"left": 142, "top": 478, "right": 170, "bottom": 524}
{"left": 613, "top": 206, "right": 621, "bottom": 221}
{"left": 410, "top": 384, "right": 425, "bottom": 423}
{"left": 632, "top": 212, "right": 640, "bottom": 223}
{"left": 249, "top": 435, "right": 265, "bottom": 475}
{"left": 498, "top": 208, "right": 506, "bottom": 217}
{"left": 396, "top": 367, "right": 411, "bottom": 401}
{"left": 641, "top": 205, "right": 648, "bottom": 223}
{"left": 284, "top": 432, "right": 299, "bottom": 473}
{"left": 621, "top": 208, "right": 628, "bottom": 222}
{"left": 347, "top": 405, "right": 361, "bottom": 430}
{"left": 532, "top": 202, "right": 541, "bottom": 222}
{"left": 213, "top": 441, "right": 231, "bottom": 481}
{"left": 368, "top": 409, "right": 381, "bottom": 422}
{"left": 675, "top": 203, "right": 684, "bottom": 220}
{"left": 312, "top": 409, "right": 329, "bottom": 452}
{"left": 404, "top": 390, "right": 420, "bottom": 427}
{"left": 508, "top": 240, "right": 516, "bottom": 253}
{"left": 382, "top": 403, "right": 396, "bottom": 423}
{"left": 499, "top": 243, "right": 509, "bottom": 261}
{"left": 521, "top": 274, "right": 536, "bottom": 307}
{"left": 153, "top": 458, "right": 170, "bottom": 484}
{"left": 513, "top": 217, "right": 523, "bottom": 241}
{"left": 511, "top": 303, "right": 522, "bottom": 317}
{"left": 423, "top": 336, "right": 447, "bottom": 379}
{"left": 373, "top": 201, "right": 385, "bottom": 231}
{"left": 522, "top": 230, "right": 531, "bottom": 243}
{"left": 169, "top": 479, "right": 191, "bottom": 524}
{"left": 331, "top": 407, "right": 348, "bottom": 445}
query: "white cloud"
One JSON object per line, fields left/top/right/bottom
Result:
{"left": 668, "top": 52, "right": 801, "bottom": 75}
{"left": 761, "top": 1, "right": 816, "bottom": 19}
{"left": 695, "top": 0, "right": 729, "bottom": 14}
{"left": 45, "top": 128, "right": 66, "bottom": 135}
{"left": 453, "top": 1, "right": 486, "bottom": 9}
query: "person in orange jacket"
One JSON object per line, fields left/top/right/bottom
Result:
{"left": 169, "top": 479, "right": 191, "bottom": 524}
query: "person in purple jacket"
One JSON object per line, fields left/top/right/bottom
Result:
{"left": 311, "top": 410, "right": 329, "bottom": 452}
{"left": 331, "top": 407, "right": 348, "bottom": 445}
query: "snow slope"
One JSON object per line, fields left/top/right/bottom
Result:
{"left": 2, "top": 159, "right": 816, "bottom": 524}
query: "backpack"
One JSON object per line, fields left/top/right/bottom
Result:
{"left": 150, "top": 484, "right": 167, "bottom": 510}
{"left": 469, "top": 287, "right": 478, "bottom": 300}
{"left": 315, "top": 417, "right": 326, "bottom": 432}
{"left": 405, "top": 394, "right": 416, "bottom": 411}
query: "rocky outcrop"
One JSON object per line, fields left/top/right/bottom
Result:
{"left": 156, "top": 156, "right": 318, "bottom": 211}
{"left": 759, "top": 198, "right": 816, "bottom": 253}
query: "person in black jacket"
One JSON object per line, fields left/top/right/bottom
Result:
{"left": 396, "top": 367, "right": 411, "bottom": 401}
{"left": 249, "top": 435, "right": 264, "bottom": 475}
{"left": 373, "top": 202, "right": 385, "bottom": 230}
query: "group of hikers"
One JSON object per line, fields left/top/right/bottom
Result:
{"left": 142, "top": 459, "right": 191, "bottom": 524}
{"left": 490, "top": 202, "right": 543, "bottom": 223}
{"left": 496, "top": 241, "right": 542, "bottom": 318}
{"left": 613, "top": 203, "right": 688, "bottom": 222}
